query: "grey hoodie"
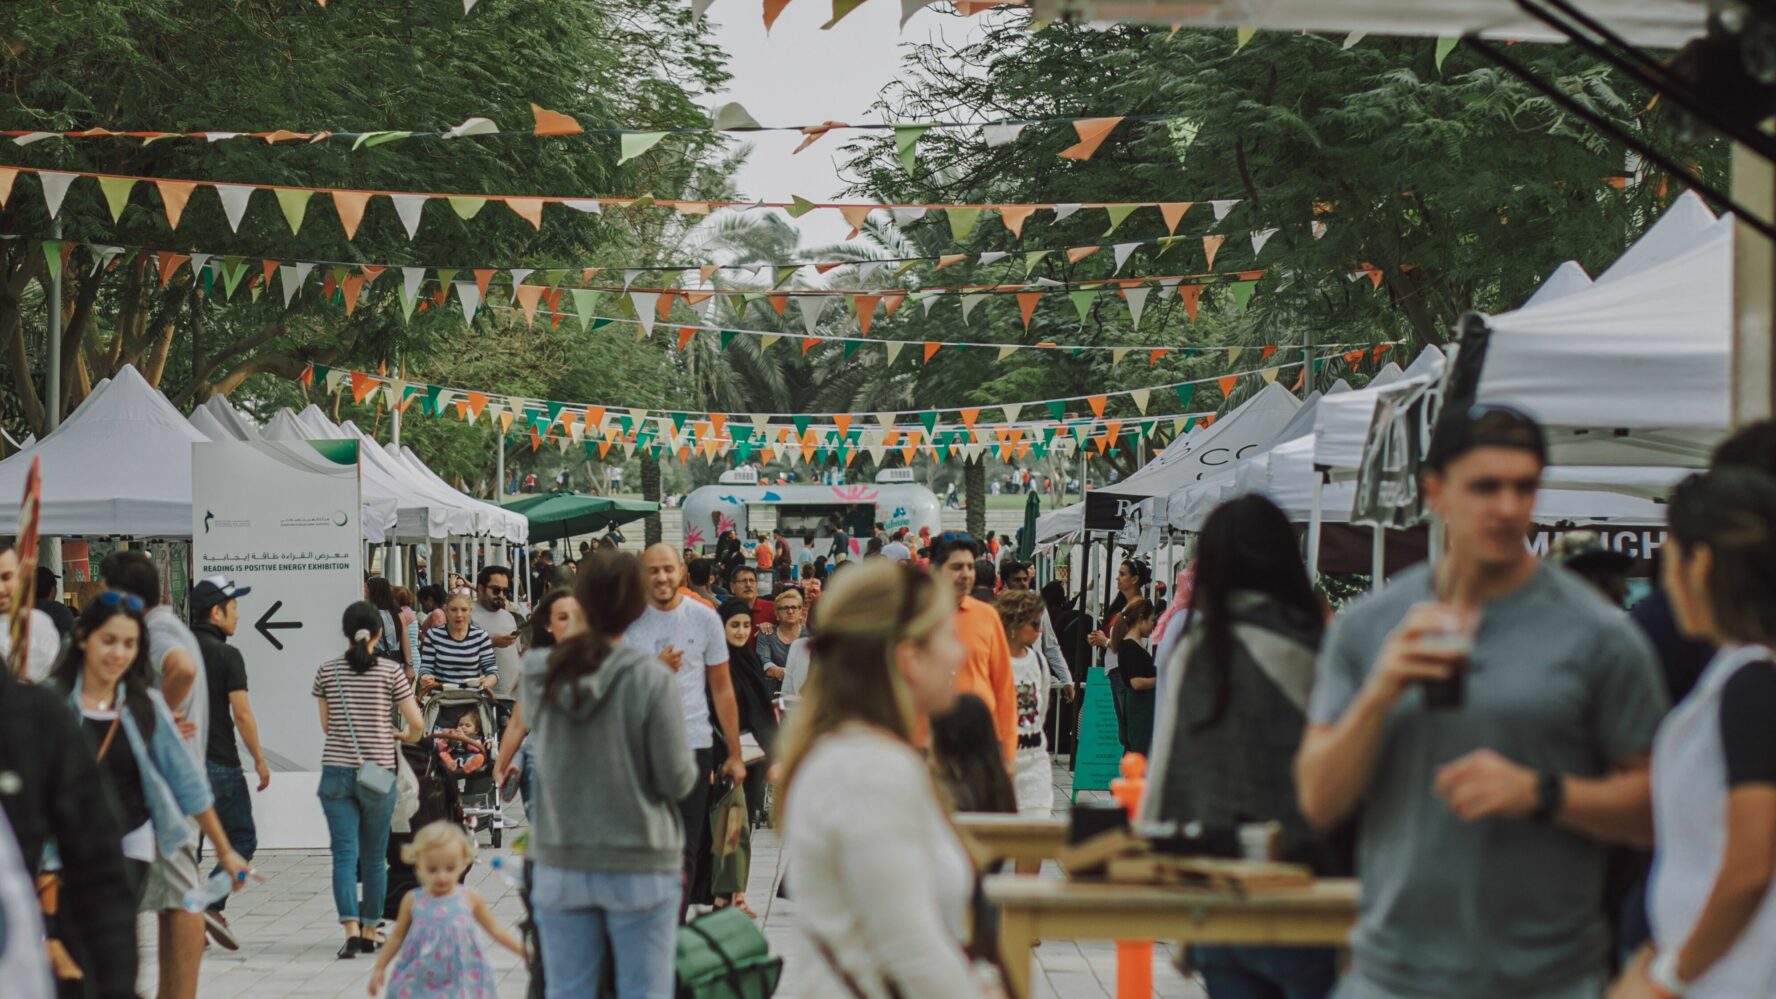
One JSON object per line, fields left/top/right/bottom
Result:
{"left": 517, "top": 643, "right": 698, "bottom": 873}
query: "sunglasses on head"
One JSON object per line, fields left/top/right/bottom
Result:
{"left": 451, "top": 586, "right": 475, "bottom": 598}
{"left": 938, "top": 531, "right": 974, "bottom": 544}
{"left": 95, "top": 590, "right": 145, "bottom": 613}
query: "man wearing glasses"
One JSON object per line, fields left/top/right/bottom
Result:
{"left": 1296, "top": 405, "right": 1667, "bottom": 999}
{"left": 471, "top": 565, "right": 522, "bottom": 730}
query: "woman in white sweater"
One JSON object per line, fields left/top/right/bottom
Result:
{"left": 774, "top": 561, "right": 983, "bottom": 999}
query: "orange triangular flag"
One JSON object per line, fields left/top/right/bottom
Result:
{"left": 1159, "top": 202, "right": 1191, "bottom": 235}
{"left": 1178, "top": 284, "right": 1203, "bottom": 322}
{"left": 1058, "top": 117, "right": 1124, "bottom": 161}
{"left": 1344, "top": 349, "right": 1365, "bottom": 368}
{"left": 833, "top": 415, "right": 852, "bottom": 436}
{"left": 709, "top": 413, "right": 728, "bottom": 436}
{"left": 261, "top": 259, "right": 279, "bottom": 287}
{"left": 881, "top": 293, "right": 904, "bottom": 318}
{"left": 530, "top": 104, "right": 584, "bottom": 136}
{"left": 1202, "top": 234, "right": 1226, "bottom": 269}
{"left": 677, "top": 326, "right": 697, "bottom": 351}
{"left": 854, "top": 294, "right": 881, "bottom": 335}
{"left": 1102, "top": 421, "right": 1122, "bottom": 445}
{"left": 763, "top": 0, "right": 792, "bottom": 30}
{"left": 156, "top": 251, "right": 189, "bottom": 287}
{"left": 598, "top": 440, "right": 613, "bottom": 459}
{"left": 1216, "top": 375, "right": 1238, "bottom": 397}
{"left": 1373, "top": 344, "right": 1390, "bottom": 362}
{"left": 936, "top": 254, "right": 967, "bottom": 271}
{"left": 516, "top": 285, "right": 546, "bottom": 325}
{"left": 959, "top": 408, "right": 980, "bottom": 430}
{"left": 331, "top": 190, "right": 370, "bottom": 239}
{"left": 473, "top": 269, "right": 494, "bottom": 298}
{"left": 1260, "top": 345, "right": 1277, "bottom": 361}
{"left": 923, "top": 341, "right": 941, "bottom": 364}
{"left": 1016, "top": 292, "right": 1042, "bottom": 330}
{"left": 768, "top": 295, "right": 789, "bottom": 317}
{"left": 838, "top": 204, "right": 873, "bottom": 237}
{"left": 800, "top": 336, "right": 817, "bottom": 356}
{"left": 1149, "top": 348, "right": 1170, "bottom": 367}
{"left": 155, "top": 180, "right": 197, "bottom": 230}
{"left": 1066, "top": 246, "right": 1100, "bottom": 265}
{"left": 1000, "top": 205, "right": 1037, "bottom": 239}
{"left": 1086, "top": 395, "right": 1107, "bottom": 418}
{"left": 506, "top": 197, "right": 545, "bottom": 230}
{"left": 656, "top": 291, "right": 677, "bottom": 320}
{"left": 465, "top": 392, "right": 488, "bottom": 418}
{"left": 349, "top": 371, "right": 376, "bottom": 403}
{"left": 584, "top": 405, "right": 605, "bottom": 429}
{"left": 340, "top": 273, "right": 367, "bottom": 316}
{"left": 1366, "top": 267, "right": 1384, "bottom": 290}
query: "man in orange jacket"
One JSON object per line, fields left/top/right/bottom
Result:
{"left": 928, "top": 532, "right": 1017, "bottom": 765}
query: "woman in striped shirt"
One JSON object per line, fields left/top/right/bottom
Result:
{"left": 313, "top": 601, "right": 424, "bottom": 958}
{"left": 417, "top": 589, "right": 497, "bottom": 694}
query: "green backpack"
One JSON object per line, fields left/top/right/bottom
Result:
{"left": 675, "top": 908, "right": 781, "bottom": 999}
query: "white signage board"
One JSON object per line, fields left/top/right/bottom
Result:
{"left": 192, "top": 440, "right": 362, "bottom": 772}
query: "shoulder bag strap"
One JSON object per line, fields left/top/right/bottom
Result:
{"left": 329, "top": 662, "right": 374, "bottom": 766}
{"left": 93, "top": 713, "right": 122, "bottom": 762}
{"left": 806, "top": 931, "right": 905, "bottom": 999}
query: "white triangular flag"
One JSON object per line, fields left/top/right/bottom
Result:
{"left": 889, "top": 207, "right": 926, "bottom": 227}
{"left": 884, "top": 341, "right": 905, "bottom": 364}
{"left": 390, "top": 194, "right": 427, "bottom": 239}
{"left": 1131, "top": 388, "right": 1151, "bottom": 414}
{"left": 213, "top": 184, "right": 254, "bottom": 232}
{"left": 12, "top": 132, "right": 55, "bottom": 146}
{"left": 1210, "top": 199, "right": 1240, "bottom": 221}
{"left": 799, "top": 295, "right": 828, "bottom": 336}
{"left": 630, "top": 292, "right": 659, "bottom": 337}
{"left": 279, "top": 263, "right": 313, "bottom": 307}
{"left": 1002, "top": 402, "right": 1023, "bottom": 424}
{"left": 444, "top": 116, "right": 499, "bottom": 138}
{"left": 189, "top": 253, "right": 213, "bottom": 284}
{"left": 1250, "top": 227, "right": 1278, "bottom": 256}
{"left": 38, "top": 172, "right": 77, "bottom": 219}
{"left": 463, "top": 0, "right": 479, "bottom": 12}
{"left": 509, "top": 268, "right": 534, "bottom": 293}
{"left": 1052, "top": 203, "right": 1083, "bottom": 222}
{"left": 401, "top": 267, "right": 425, "bottom": 305}
{"left": 981, "top": 122, "right": 1028, "bottom": 147}
{"left": 1124, "top": 285, "right": 1151, "bottom": 329}
{"left": 455, "top": 282, "right": 482, "bottom": 325}
{"left": 919, "top": 295, "right": 941, "bottom": 317}
{"left": 857, "top": 261, "right": 885, "bottom": 281}
{"left": 998, "top": 346, "right": 1018, "bottom": 361}
{"left": 203, "top": 132, "right": 242, "bottom": 143}
{"left": 876, "top": 412, "right": 897, "bottom": 434}
{"left": 622, "top": 269, "right": 643, "bottom": 291}
{"left": 1111, "top": 242, "right": 1139, "bottom": 274}
{"left": 900, "top": 0, "right": 930, "bottom": 27}
{"left": 978, "top": 251, "right": 1008, "bottom": 265}
{"left": 959, "top": 293, "right": 987, "bottom": 325}
{"left": 692, "top": 0, "right": 716, "bottom": 17}
{"left": 86, "top": 244, "right": 124, "bottom": 276}
{"left": 1342, "top": 31, "right": 1366, "bottom": 48}
{"left": 710, "top": 102, "right": 762, "bottom": 131}
{"left": 561, "top": 199, "right": 603, "bottom": 214}
{"left": 1112, "top": 347, "right": 1132, "bottom": 366}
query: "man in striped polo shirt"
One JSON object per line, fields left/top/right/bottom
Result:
{"left": 418, "top": 588, "right": 497, "bottom": 692}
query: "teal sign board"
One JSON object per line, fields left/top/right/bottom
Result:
{"left": 1071, "top": 667, "right": 1123, "bottom": 798}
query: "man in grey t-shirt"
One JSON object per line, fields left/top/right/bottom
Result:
{"left": 1296, "top": 405, "right": 1666, "bottom": 999}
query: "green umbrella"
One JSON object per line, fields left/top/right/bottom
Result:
{"left": 501, "top": 492, "right": 657, "bottom": 544}
{"left": 1018, "top": 489, "right": 1040, "bottom": 561}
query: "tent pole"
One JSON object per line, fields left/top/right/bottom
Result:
{"left": 1370, "top": 525, "right": 1385, "bottom": 592}
{"left": 1732, "top": 140, "right": 1776, "bottom": 424}
{"left": 1306, "top": 474, "right": 1325, "bottom": 578}
{"left": 496, "top": 432, "right": 506, "bottom": 501}
{"left": 43, "top": 220, "right": 62, "bottom": 582}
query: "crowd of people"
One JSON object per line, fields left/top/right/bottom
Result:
{"left": 3, "top": 406, "right": 1776, "bottom": 999}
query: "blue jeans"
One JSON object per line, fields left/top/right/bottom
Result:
{"left": 316, "top": 765, "right": 396, "bottom": 926}
{"left": 531, "top": 863, "right": 680, "bottom": 999}
{"left": 1191, "top": 945, "right": 1338, "bottom": 999}
{"left": 206, "top": 761, "right": 257, "bottom": 913}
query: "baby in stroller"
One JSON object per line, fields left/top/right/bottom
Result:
{"left": 434, "top": 713, "right": 488, "bottom": 777}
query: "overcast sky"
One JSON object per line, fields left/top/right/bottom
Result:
{"left": 704, "top": 2, "right": 984, "bottom": 245}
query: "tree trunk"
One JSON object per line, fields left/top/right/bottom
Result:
{"left": 965, "top": 455, "right": 986, "bottom": 538}
{"left": 640, "top": 454, "right": 662, "bottom": 546}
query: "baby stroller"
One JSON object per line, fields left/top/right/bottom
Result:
{"left": 384, "top": 740, "right": 466, "bottom": 919}
{"left": 421, "top": 685, "right": 509, "bottom": 847}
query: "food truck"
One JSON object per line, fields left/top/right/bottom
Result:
{"left": 680, "top": 466, "right": 942, "bottom": 557}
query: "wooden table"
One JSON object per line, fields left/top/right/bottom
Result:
{"left": 953, "top": 814, "right": 1069, "bottom": 875}
{"left": 985, "top": 875, "right": 1358, "bottom": 999}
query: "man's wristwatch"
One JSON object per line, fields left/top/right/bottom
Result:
{"left": 1647, "top": 948, "right": 1687, "bottom": 998}
{"left": 1531, "top": 771, "right": 1564, "bottom": 822}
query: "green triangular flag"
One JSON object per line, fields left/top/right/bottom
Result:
{"left": 1173, "top": 384, "right": 1196, "bottom": 409}
{"left": 590, "top": 318, "right": 615, "bottom": 331}
{"left": 571, "top": 289, "right": 599, "bottom": 331}
{"left": 786, "top": 195, "right": 817, "bottom": 218}
{"left": 447, "top": 197, "right": 486, "bottom": 220}
{"left": 545, "top": 401, "right": 565, "bottom": 424}
{"left": 648, "top": 444, "right": 663, "bottom": 461}
{"left": 1102, "top": 205, "right": 1138, "bottom": 236}
{"left": 842, "top": 340, "right": 860, "bottom": 359}
{"left": 544, "top": 269, "right": 569, "bottom": 288}
{"left": 221, "top": 257, "right": 249, "bottom": 299}
{"left": 1184, "top": 417, "right": 1198, "bottom": 432}
{"left": 670, "top": 412, "right": 688, "bottom": 433}
{"left": 617, "top": 414, "right": 634, "bottom": 435}
{"left": 39, "top": 241, "right": 62, "bottom": 282}
{"left": 1230, "top": 279, "right": 1257, "bottom": 314}
{"left": 619, "top": 131, "right": 669, "bottom": 164}
{"left": 275, "top": 189, "right": 314, "bottom": 234}
{"left": 1069, "top": 290, "right": 1095, "bottom": 322}
{"left": 919, "top": 411, "right": 938, "bottom": 433}
{"left": 1024, "top": 250, "right": 1050, "bottom": 277}
{"left": 892, "top": 125, "right": 931, "bottom": 174}
{"left": 585, "top": 442, "right": 600, "bottom": 460}
{"left": 792, "top": 415, "right": 812, "bottom": 435}
{"left": 945, "top": 207, "right": 982, "bottom": 241}
{"left": 1046, "top": 401, "right": 1066, "bottom": 421}
{"left": 718, "top": 330, "right": 738, "bottom": 350}
{"left": 1435, "top": 36, "right": 1459, "bottom": 74}
{"left": 97, "top": 177, "right": 135, "bottom": 222}
{"left": 1236, "top": 26, "right": 1257, "bottom": 50}
{"left": 773, "top": 265, "right": 799, "bottom": 288}
{"left": 352, "top": 130, "right": 412, "bottom": 149}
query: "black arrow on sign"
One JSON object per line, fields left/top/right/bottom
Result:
{"left": 254, "top": 600, "right": 303, "bottom": 651}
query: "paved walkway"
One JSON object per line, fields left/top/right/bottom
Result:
{"left": 149, "top": 764, "right": 1205, "bottom": 998}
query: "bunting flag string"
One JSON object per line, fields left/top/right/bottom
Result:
{"left": 0, "top": 164, "right": 1248, "bottom": 243}
{"left": 318, "top": 0, "right": 1027, "bottom": 28}
{"left": 296, "top": 344, "right": 1398, "bottom": 437}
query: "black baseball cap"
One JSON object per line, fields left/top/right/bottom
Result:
{"left": 1424, "top": 403, "right": 1548, "bottom": 472}
{"left": 190, "top": 576, "right": 252, "bottom": 611}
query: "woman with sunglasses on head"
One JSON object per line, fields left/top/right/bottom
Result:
{"left": 51, "top": 593, "right": 252, "bottom": 905}
{"left": 1610, "top": 468, "right": 1776, "bottom": 999}
{"left": 776, "top": 561, "right": 986, "bottom": 998}
{"left": 314, "top": 602, "right": 424, "bottom": 958}
{"left": 492, "top": 588, "right": 585, "bottom": 824}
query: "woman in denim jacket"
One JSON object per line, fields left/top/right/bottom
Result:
{"left": 52, "top": 592, "right": 251, "bottom": 903}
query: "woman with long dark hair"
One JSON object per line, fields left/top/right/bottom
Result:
{"left": 492, "top": 589, "right": 585, "bottom": 822}
{"left": 1141, "top": 494, "right": 1340, "bottom": 998}
{"left": 364, "top": 576, "right": 415, "bottom": 675}
{"left": 1111, "top": 598, "right": 1158, "bottom": 754}
{"left": 521, "top": 553, "right": 696, "bottom": 998}
{"left": 930, "top": 693, "right": 1017, "bottom": 814}
{"left": 1610, "top": 468, "right": 1776, "bottom": 999}
{"left": 313, "top": 601, "right": 424, "bottom": 958}
{"left": 53, "top": 595, "right": 252, "bottom": 903}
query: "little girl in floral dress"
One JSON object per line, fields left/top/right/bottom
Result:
{"left": 368, "top": 822, "right": 524, "bottom": 999}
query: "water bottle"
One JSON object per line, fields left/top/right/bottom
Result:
{"left": 181, "top": 870, "right": 245, "bottom": 912}
{"left": 487, "top": 855, "right": 524, "bottom": 890}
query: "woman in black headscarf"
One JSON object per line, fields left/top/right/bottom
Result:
{"left": 716, "top": 600, "right": 778, "bottom": 908}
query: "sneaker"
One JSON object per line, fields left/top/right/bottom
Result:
{"left": 203, "top": 911, "right": 239, "bottom": 952}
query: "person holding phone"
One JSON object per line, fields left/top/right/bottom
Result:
{"left": 470, "top": 566, "right": 522, "bottom": 732}
{"left": 1295, "top": 405, "right": 1667, "bottom": 999}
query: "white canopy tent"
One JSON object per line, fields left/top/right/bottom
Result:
{"left": 386, "top": 444, "right": 527, "bottom": 544}
{"left": 262, "top": 407, "right": 460, "bottom": 541}
{"left": 1522, "top": 261, "right": 1591, "bottom": 308}
{"left": 196, "top": 395, "right": 263, "bottom": 442}
{"left": 0, "top": 366, "right": 209, "bottom": 537}
{"left": 1314, "top": 349, "right": 1444, "bottom": 475}
{"left": 189, "top": 405, "right": 394, "bottom": 543}
{"left": 1166, "top": 380, "right": 1354, "bottom": 533}
{"left": 1034, "top": 500, "right": 1084, "bottom": 546}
